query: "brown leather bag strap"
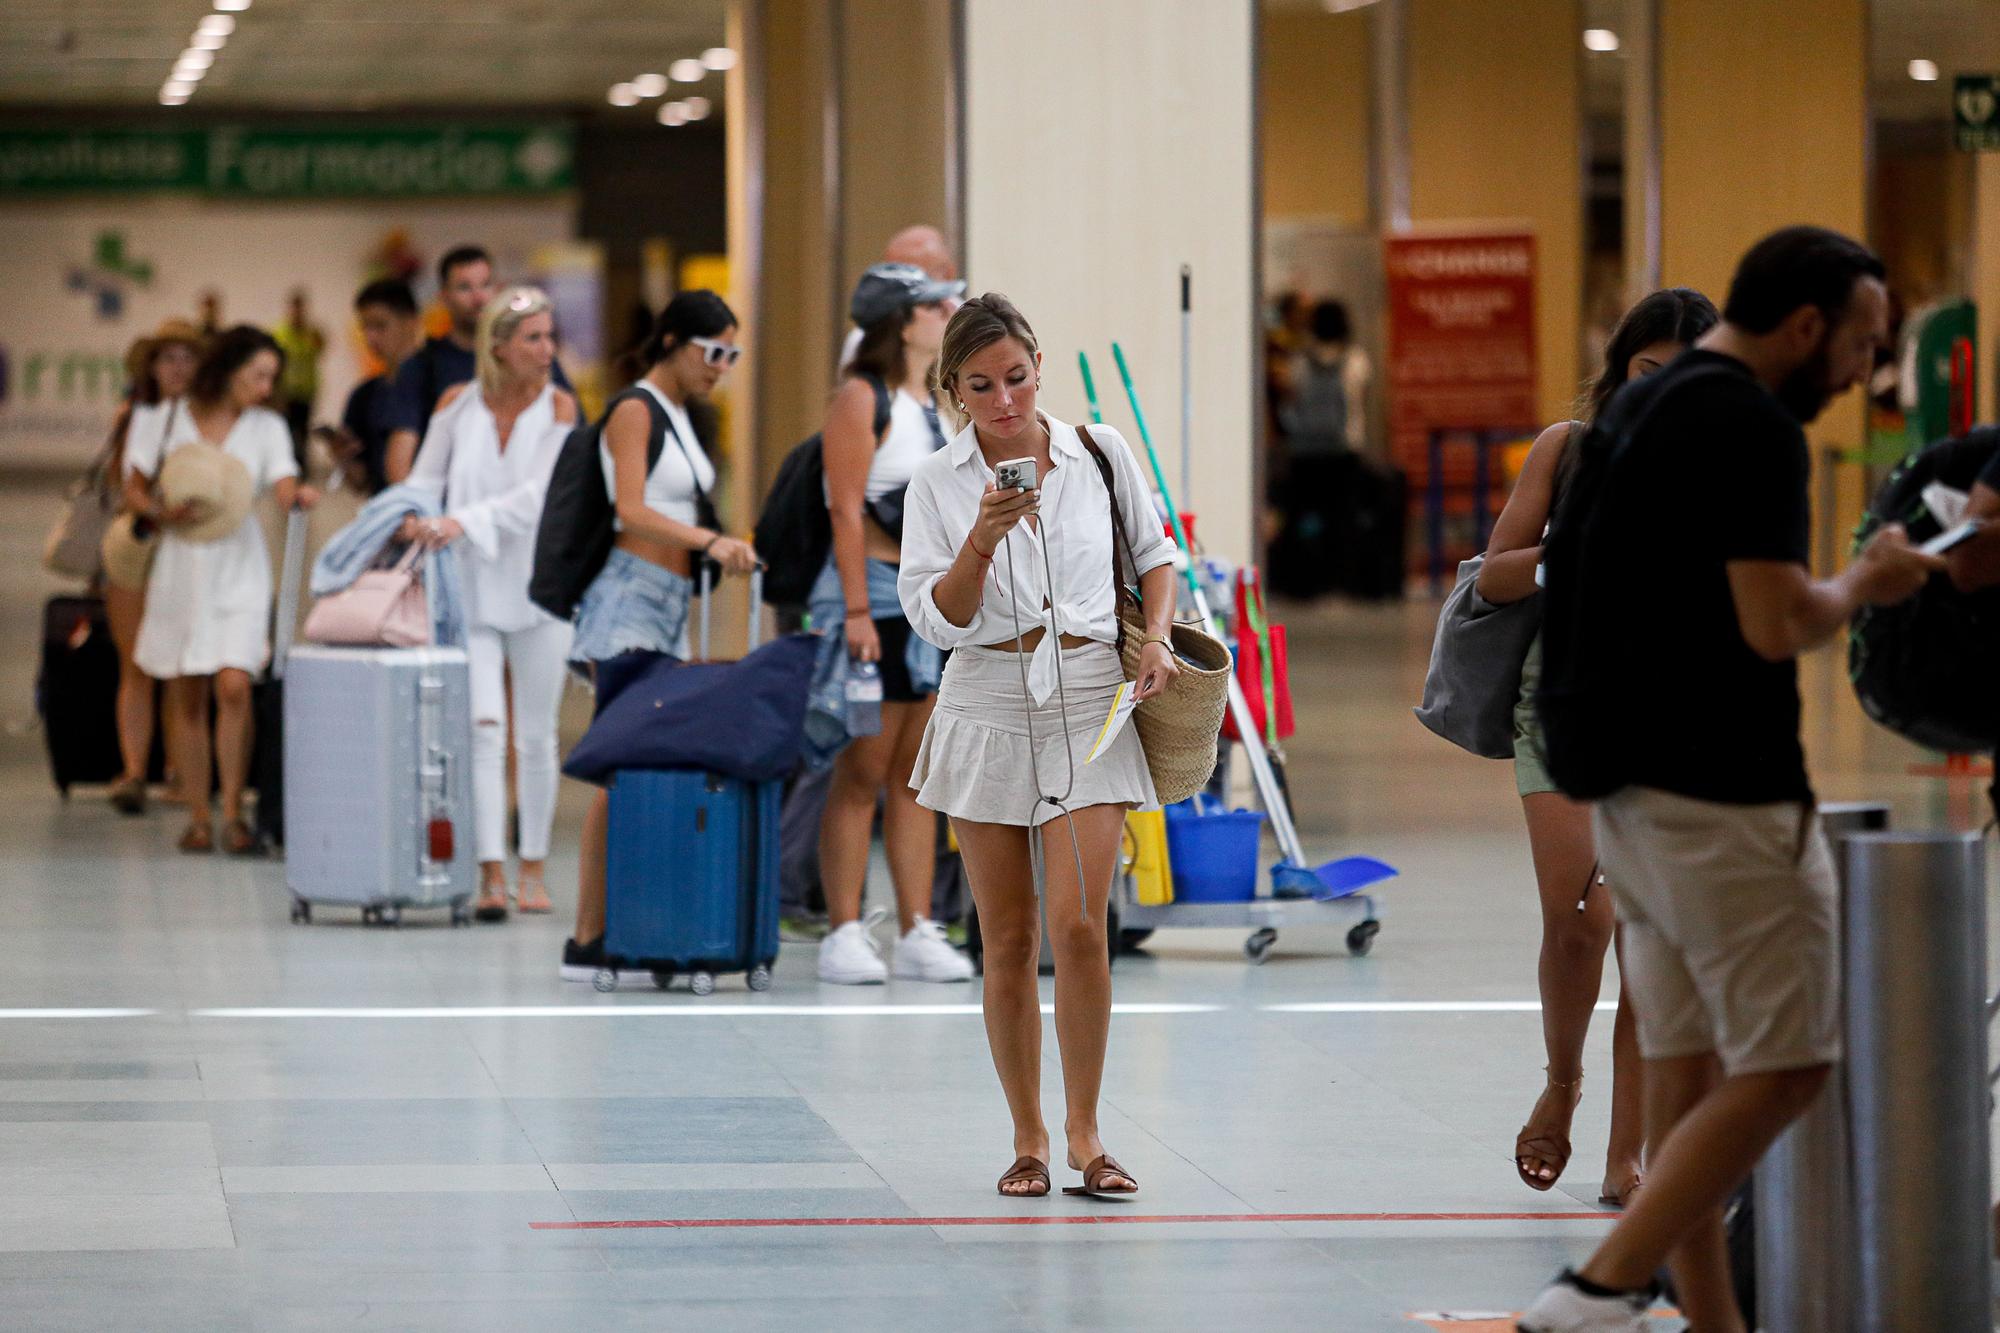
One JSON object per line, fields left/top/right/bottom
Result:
{"left": 1075, "top": 423, "right": 1142, "bottom": 653}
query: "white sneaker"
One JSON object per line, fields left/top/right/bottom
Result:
{"left": 1516, "top": 1269, "right": 1655, "bottom": 1332}
{"left": 891, "top": 917, "right": 974, "bottom": 983}
{"left": 817, "top": 915, "right": 888, "bottom": 985}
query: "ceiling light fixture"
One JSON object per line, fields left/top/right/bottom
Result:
{"left": 633, "top": 72, "right": 668, "bottom": 98}
{"left": 607, "top": 82, "right": 640, "bottom": 107}
{"left": 1320, "top": 0, "right": 1381, "bottom": 12}
{"left": 191, "top": 29, "right": 227, "bottom": 50}
{"left": 659, "top": 102, "right": 690, "bottom": 127}
{"left": 177, "top": 47, "right": 215, "bottom": 71}
{"left": 197, "top": 13, "right": 235, "bottom": 37}
{"left": 682, "top": 96, "right": 711, "bottom": 121}
{"left": 669, "top": 58, "right": 705, "bottom": 82}
{"left": 1909, "top": 59, "right": 1940, "bottom": 82}
{"left": 213, "top": 0, "right": 251, "bottom": 11}
{"left": 173, "top": 63, "right": 208, "bottom": 82}
{"left": 700, "top": 47, "right": 737, "bottom": 71}
{"left": 160, "top": 89, "right": 190, "bottom": 105}
{"left": 1583, "top": 28, "right": 1620, "bottom": 52}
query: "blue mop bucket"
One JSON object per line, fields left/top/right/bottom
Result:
{"left": 1163, "top": 797, "right": 1266, "bottom": 903}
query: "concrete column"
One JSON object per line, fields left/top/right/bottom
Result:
{"left": 727, "top": 0, "right": 841, "bottom": 504}
{"left": 1658, "top": 0, "right": 1868, "bottom": 565}
{"left": 959, "top": 0, "right": 1257, "bottom": 564}
{"left": 1260, "top": 6, "right": 1372, "bottom": 229}
{"left": 838, "top": 0, "right": 955, "bottom": 297}
{"left": 1975, "top": 152, "right": 2000, "bottom": 425}
{"left": 1622, "top": 0, "right": 1661, "bottom": 298}
{"left": 1407, "top": 0, "right": 1585, "bottom": 428}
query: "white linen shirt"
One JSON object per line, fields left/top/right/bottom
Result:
{"left": 406, "top": 382, "right": 568, "bottom": 633}
{"left": 898, "top": 412, "right": 1175, "bottom": 704}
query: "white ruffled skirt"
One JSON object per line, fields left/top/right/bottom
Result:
{"left": 910, "top": 641, "right": 1158, "bottom": 828}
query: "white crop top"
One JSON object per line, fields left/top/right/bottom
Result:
{"left": 865, "top": 389, "right": 947, "bottom": 503}
{"left": 603, "top": 379, "right": 715, "bottom": 530}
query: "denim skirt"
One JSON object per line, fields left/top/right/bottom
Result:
{"left": 569, "top": 548, "right": 694, "bottom": 666}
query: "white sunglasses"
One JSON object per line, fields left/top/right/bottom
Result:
{"left": 690, "top": 337, "right": 743, "bottom": 369}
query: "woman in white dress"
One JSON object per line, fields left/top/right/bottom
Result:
{"left": 399, "top": 286, "right": 577, "bottom": 922}
{"left": 104, "top": 319, "right": 201, "bottom": 815}
{"left": 127, "top": 326, "right": 319, "bottom": 854}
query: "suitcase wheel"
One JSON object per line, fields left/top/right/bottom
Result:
{"left": 651, "top": 969, "right": 676, "bottom": 991}
{"left": 746, "top": 965, "right": 772, "bottom": 994}
{"left": 1244, "top": 928, "right": 1278, "bottom": 965}
{"left": 689, "top": 971, "right": 716, "bottom": 997}
{"left": 1346, "top": 920, "right": 1381, "bottom": 957}
{"left": 592, "top": 968, "right": 617, "bottom": 994}
{"left": 289, "top": 898, "right": 311, "bottom": 925}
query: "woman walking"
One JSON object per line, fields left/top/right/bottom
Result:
{"left": 1479, "top": 287, "right": 1718, "bottom": 1205}
{"left": 898, "top": 295, "right": 1179, "bottom": 1198}
{"left": 813, "top": 263, "right": 968, "bottom": 985}
{"left": 126, "top": 326, "right": 318, "bottom": 854}
{"left": 560, "top": 291, "right": 759, "bottom": 979}
{"left": 104, "top": 319, "right": 201, "bottom": 815}
{"left": 400, "top": 286, "right": 577, "bottom": 922}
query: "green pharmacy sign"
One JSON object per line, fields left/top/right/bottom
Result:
{"left": 0, "top": 125, "right": 574, "bottom": 197}
{"left": 1956, "top": 75, "right": 2000, "bottom": 152}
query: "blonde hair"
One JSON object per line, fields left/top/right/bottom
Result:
{"left": 475, "top": 284, "right": 553, "bottom": 399}
{"left": 932, "top": 292, "right": 1038, "bottom": 425}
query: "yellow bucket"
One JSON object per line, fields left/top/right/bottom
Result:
{"left": 1124, "top": 810, "right": 1174, "bottom": 906}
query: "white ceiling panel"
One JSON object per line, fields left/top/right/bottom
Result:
{"left": 0, "top": 0, "right": 730, "bottom": 111}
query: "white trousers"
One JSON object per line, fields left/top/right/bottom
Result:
{"left": 466, "top": 619, "right": 574, "bottom": 864}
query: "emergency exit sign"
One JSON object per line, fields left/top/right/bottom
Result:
{"left": 1956, "top": 75, "right": 2000, "bottom": 152}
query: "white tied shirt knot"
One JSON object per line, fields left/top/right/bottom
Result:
{"left": 896, "top": 412, "right": 1176, "bottom": 705}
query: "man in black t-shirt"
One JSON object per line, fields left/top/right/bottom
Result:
{"left": 1521, "top": 229, "right": 1940, "bottom": 1331}
{"left": 382, "top": 244, "right": 571, "bottom": 484}
{"left": 336, "top": 277, "right": 421, "bottom": 495}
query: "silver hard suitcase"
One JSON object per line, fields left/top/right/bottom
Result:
{"left": 282, "top": 644, "right": 477, "bottom": 926}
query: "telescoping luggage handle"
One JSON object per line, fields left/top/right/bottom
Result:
{"left": 270, "top": 504, "right": 309, "bottom": 682}
{"left": 694, "top": 565, "right": 765, "bottom": 662}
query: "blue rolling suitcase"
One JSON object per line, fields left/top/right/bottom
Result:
{"left": 595, "top": 571, "right": 784, "bottom": 996}
{"left": 601, "top": 770, "right": 782, "bottom": 995}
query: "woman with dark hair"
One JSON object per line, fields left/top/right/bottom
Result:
{"left": 812, "top": 263, "right": 969, "bottom": 986}
{"left": 560, "top": 291, "right": 759, "bottom": 979}
{"left": 125, "top": 325, "right": 318, "bottom": 854}
{"left": 1478, "top": 286, "right": 1719, "bottom": 1205}
{"left": 103, "top": 319, "right": 201, "bottom": 815}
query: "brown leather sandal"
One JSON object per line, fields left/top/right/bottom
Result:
{"left": 996, "top": 1156, "right": 1051, "bottom": 1198}
{"left": 222, "top": 819, "right": 261, "bottom": 857}
{"left": 177, "top": 821, "right": 214, "bottom": 854}
{"left": 1063, "top": 1155, "right": 1138, "bottom": 1198}
{"left": 1516, "top": 1069, "right": 1581, "bottom": 1191}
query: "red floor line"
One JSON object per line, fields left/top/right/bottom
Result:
{"left": 532, "top": 1210, "right": 1611, "bottom": 1231}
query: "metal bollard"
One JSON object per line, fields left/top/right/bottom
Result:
{"left": 1842, "top": 830, "right": 1991, "bottom": 1331}
{"left": 1755, "top": 801, "right": 1887, "bottom": 1333}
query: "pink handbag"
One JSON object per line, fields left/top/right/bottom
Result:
{"left": 303, "top": 546, "right": 432, "bottom": 648}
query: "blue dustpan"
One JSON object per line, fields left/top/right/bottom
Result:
{"left": 1270, "top": 856, "right": 1399, "bottom": 902}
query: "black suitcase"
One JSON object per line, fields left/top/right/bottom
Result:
{"left": 37, "top": 596, "right": 123, "bottom": 796}
{"left": 253, "top": 509, "right": 308, "bottom": 849}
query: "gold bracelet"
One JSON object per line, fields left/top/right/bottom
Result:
{"left": 1140, "top": 634, "right": 1170, "bottom": 649}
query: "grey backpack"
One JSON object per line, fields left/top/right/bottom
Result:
{"left": 1413, "top": 556, "right": 1543, "bottom": 760}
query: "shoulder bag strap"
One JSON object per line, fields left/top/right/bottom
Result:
{"left": 1076, "top": 423, "right": 1142, "bottom": 653}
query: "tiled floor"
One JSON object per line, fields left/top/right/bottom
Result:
{"left": 1, "top": 479, "right": 1993, "bottom": 1330}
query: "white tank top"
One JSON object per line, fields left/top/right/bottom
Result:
{"left": 602, "top": 380, "right": 715, "bottom": 530}
{"left": 865, "top": 388, "right": 945, "bottom": 503}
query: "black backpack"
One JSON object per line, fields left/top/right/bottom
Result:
{"left": 754, "top": 375, "right": 893, "bottom": 607}
{"left": 1848, "top": 427, "right": 2000, "bottom": 754}
{"left": 1537, "top": 363, "right": 1735, "bottom": 800}
{"left": 529, "top": 387, "right": 669, "bottom": 621}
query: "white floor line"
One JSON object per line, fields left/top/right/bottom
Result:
{"left": 0, "top": 1000, "right": 1618, "bottom": 1021}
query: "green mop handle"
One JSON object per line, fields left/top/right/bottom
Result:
{"left": 1077, "top": 351, "right": 1105, "bottom": 425}
{"left": 1110, "top": 342, "right": 1193, "bottom": 560}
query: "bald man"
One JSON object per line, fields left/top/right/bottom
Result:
{"left": 838, "top": 225, "right": 959, "bottom": 372}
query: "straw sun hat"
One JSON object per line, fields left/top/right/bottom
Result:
{"left": 123, "top": 318, "right": 203, "bottom": 385}
{"left": 156, "top": 441, "right": 254, "bottom": 544}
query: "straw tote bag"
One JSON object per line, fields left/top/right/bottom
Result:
{"left": 1075, "top": 425, "right": 1230, "bottom": 805}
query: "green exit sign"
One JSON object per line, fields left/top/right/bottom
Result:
{"left": 1957, "top": 75, "right": 2000, "bottom": 152}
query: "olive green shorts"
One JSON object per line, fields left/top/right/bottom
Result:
{"left": 1513, "top": 634, "right": 1560, "bottom": 798}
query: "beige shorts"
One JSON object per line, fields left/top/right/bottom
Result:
{"left": 1593, "top": 786, "right": 1840, "bottom": 1075}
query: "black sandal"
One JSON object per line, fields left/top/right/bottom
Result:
{"left": 996, "top": 1156, "right": 1051, "bottom": 1198}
